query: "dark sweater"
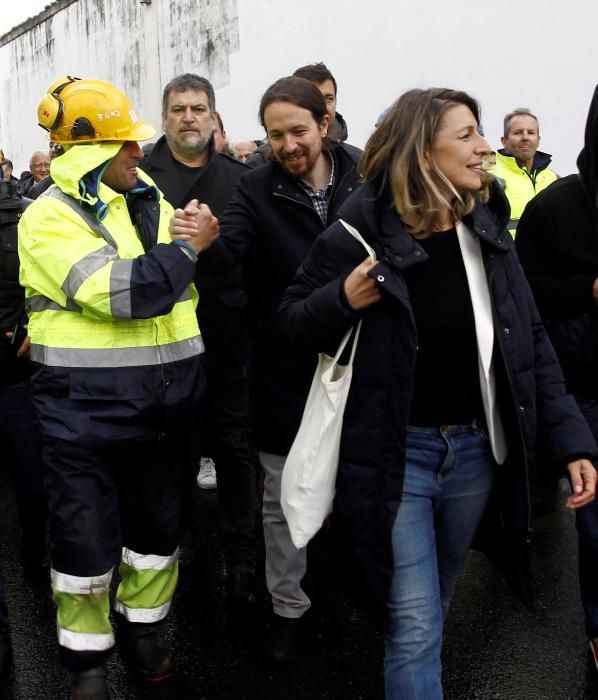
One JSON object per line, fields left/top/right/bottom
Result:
{"left": 403, "top": 228, "right": 483, "bottom": 425}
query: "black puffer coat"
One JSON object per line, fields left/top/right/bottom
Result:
{"left": 279, "top": 182, "right": 597, "bottom": 616}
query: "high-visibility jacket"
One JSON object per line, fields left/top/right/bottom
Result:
{"left": 18, "top": 142, "right": 204, "bottom": 445}
{"left": 491, "top": 149, "right": 558, "bottom": 237}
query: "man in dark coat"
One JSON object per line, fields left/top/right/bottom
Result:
{"left": 188, "top": 76, "right": 361, "bottom": 660}
{"left": 141, "top": 74, "right": 260, "bottom": 611}
{"left": 516, "top": 84, "right": 598, "bottom": 669}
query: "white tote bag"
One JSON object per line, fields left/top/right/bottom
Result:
{"left": 281, "top": 220, "right": 376, "bottom": 549}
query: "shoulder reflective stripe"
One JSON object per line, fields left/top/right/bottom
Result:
{"left": 44, "top": 188, "right": 119, "bottom": 249}
{"left": 29, "top": 335, "right": 204, "bottom": 368}
{"left": 113, "top": 600, "right": 171, "bottom": 623}
{"left": 57, "top": 627, "right": 115, "bottom": 652}
{"left": 121, "top": 547, "right": 178, "bottom": 571}
{"left": 109, "top": 259, "right": 134, "bottom": 318}
{"left": 62, "top": 245, "right": 119, "bottom": 300}
{"left": 51, "top": 567, "right": 113, "bottom": 594}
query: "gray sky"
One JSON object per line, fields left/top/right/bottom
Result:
{"left": 2, "top": 0, "right": 49, "bottom": 35}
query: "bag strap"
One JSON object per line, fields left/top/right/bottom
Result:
{"left": 329, "top": 218, "right": 374, "bottom": 367}
{"left": 332, "top": 319, "right": 362, "bottom": 365}
{"left": 339, "top": 219, "right": 377, "bottom": 261}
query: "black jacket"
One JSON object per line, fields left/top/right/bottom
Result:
{"left": 200, "top": 144, "right": 361, "bottom": 453}
{"left": 279, "top": 182, "right": 597, "bottom": 615}
{"left": 0, "top": 180, "right": 30, "bottom": 387}
{"left": 142, "top": 136, "right": 249, "bottom": 374}
{"left": 516, "top": 85, "right": 598, "bottom": 398}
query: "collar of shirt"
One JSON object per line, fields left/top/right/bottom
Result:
{"left": 299, "top": 151, "right": 335, "bottom": 224}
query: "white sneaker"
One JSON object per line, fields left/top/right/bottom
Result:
{"left": 196, "top": 457, "right": 217, "bottom": 490}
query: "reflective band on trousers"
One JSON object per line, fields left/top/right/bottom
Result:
{"left": 113, "top": 600, "right": 171, "bottom": 623}
{"left": 51, "top": 567, "right": 113, "bottom": 594}
{"left": 121, "top": 547, "right": 179, "bottom": 571}
{"left": 57, "top": 626, "right": 115, "bottom": 652}
{"left": 30, "top": 334, "right": 204, "bottom": 368}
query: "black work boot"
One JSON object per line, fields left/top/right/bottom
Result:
{"left": 69, "top": 666, "right": 109, "bottom": 700}
{"left": 226, "top": 568, "right": 257, "bottom": 610}
{"left": 119, "top": 622, "right": 173, "bottom": 682}
{"left": 264, "top": 614, "right": 301, "bottom": 662}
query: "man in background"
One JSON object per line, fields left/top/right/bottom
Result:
{"left": 491, "top": 107, "right": 557, "bottom": 236}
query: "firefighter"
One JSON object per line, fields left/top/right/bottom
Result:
{"left": 18, "top": 76, "right": 218, "bottom": 699}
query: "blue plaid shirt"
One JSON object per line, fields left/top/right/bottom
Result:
{"left": 298, "top": 154, "right": 335, "bottom": 225}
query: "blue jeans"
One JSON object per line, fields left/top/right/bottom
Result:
{"left": 575, "top": 399, "right": 598, "bottom": 639}
{"left": 385, "top": 423, "right": 497, "bottom": 700}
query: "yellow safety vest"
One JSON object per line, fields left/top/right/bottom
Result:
{"left": 491, "top": 151, "right": 558, "bottom": 238}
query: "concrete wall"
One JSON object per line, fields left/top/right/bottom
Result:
{"left": 0, "top": 0, "right": 239, "bottom": 172}
{"left": 1, "top": 0, "right": 598, "bottom": 177}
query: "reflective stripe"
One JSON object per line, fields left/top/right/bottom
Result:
{"left": 29, "top": 334, "right": 204, "bottom": 368}
{"left": 62, "top": 245, "right": 118, "bottom": 299}
{"left": 178, "top": 287, "right": 192, "bottom": 303}
{"left": 113, "top": 600, "right": 171, "bottom": 623}
{"left": 57, "top": 625, "right": 115, "bottom": 652}
{"left": 121, "top": 547, "right": 179, "bottom": 571}
{"left": 51, "top": 567, "right": 113, "bottom": 595}
{"left": 109, "top": 259, "right": 134, "bottom": 318}
{"left": 27, "top": 295, "right": 72, "bottom": 313}
{"left": 43, "top": 187, "right": 119, "bottom": 249}
{"left": 508, "top": 218, "right": 519, "bottom": 230}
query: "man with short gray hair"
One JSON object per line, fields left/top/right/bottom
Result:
{"left": 491, "top": 107, "right": 558, "bottom": 236}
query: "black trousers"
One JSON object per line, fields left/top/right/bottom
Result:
{"left": 207, "top": 374, "right": 260, "bottom": 572}
{"left": 43, "top": 434, "right": 185, "bottom": 577}
{"left": 0, "top": 381, "right": 47, "bottom": 559}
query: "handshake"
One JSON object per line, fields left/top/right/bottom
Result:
{"left": 169, "top": 199, "right": 220, "bottom": 255}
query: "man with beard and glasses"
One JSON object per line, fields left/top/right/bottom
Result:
{"left": 142, "top": 74, "right": 261, "bottom": 616}
{"left": 173, "top": 76, "right": 362, "bottom": 661}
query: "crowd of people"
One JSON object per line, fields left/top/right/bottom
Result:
{"left": 1, "top": 63, "right": 598, "bottom": 700}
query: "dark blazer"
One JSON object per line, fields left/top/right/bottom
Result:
{"left": 278, "top": 181, "right": 597, "bottom": 616}
{"left": 199, "top": 144, "right": 361, "bottom": 453}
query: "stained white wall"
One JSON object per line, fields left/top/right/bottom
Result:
{"left": 1, "top": 0, "right": 598, "bottom": 178}
{"left": 0, "top": 0, "right": 239, "bottom": 172}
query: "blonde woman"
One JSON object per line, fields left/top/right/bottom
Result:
{"left": 279, "top": 88, "right": 597, "bottom": 698}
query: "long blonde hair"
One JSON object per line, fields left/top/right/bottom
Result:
{"left": 360, "top": 88, "right": 491, "bottom": 236}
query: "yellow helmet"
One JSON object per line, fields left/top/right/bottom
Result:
{"left": 37, "top": 76, "right": 155, "bottom": 145}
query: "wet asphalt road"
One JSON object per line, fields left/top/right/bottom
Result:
{"left": 1, "top": 469, "right": 598, "bottom": 700}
